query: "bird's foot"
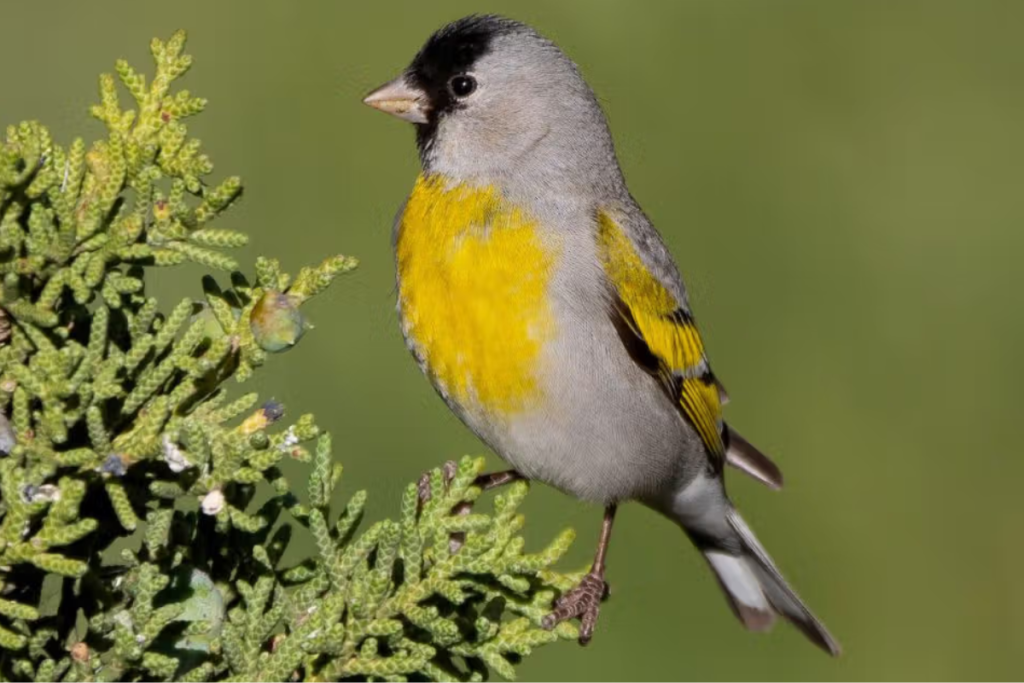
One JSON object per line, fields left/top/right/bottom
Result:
{"left": 416, "top": 463, "right": 523, "bottom": 506}
{"left": 542, "top": 571, "right": 609, "bottom": 645}
{"left": 417, "top": 463, "right": 526, "bottom": 553}
{"left": 417, "top": 460, "right": 458, "bottom": 504}
{"left": 417, "top": 461, "right": 470, "bottom": 552}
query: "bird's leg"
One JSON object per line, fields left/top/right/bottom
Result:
{"left": 542, "top": 504, "right": 617, "bottom": 645}
{"left": 473, "top": 469, "right": 524, "bottom": 491}
{"left": 416, "top": 464, "right": 524, "bottom": 508}
{"left": 417, "top": 463, "right": 526, "bottom": 553}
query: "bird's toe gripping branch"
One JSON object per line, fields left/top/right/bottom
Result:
{"left": 542, "top": 571, "right": 609, "bottom": 644}
{"left": 542, "top": 503, "right": 618, "bottom": 645}
{"left": 418, "top": 461, "right": 525, "bottom": 552}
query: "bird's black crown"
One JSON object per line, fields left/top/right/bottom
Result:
{"left": 407, "top": 15, "right": 524, "bottom": 152}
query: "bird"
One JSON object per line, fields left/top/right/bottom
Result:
{"left": 363, "top": 14, "right": 840, "bottom": 656}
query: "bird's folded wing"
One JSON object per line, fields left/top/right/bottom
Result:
{"left": 596, "top": 210, "right": 725, "bottom": 459}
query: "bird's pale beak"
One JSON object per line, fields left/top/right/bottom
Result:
{"left": 362, "top": 76, "right": 429, "bottom": 124}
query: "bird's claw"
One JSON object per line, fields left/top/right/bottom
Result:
{"left": 417, "top": 460, "right": 469, "bottom": 553}
{"left": 542, "top": 571, "right": 608, "bottom": 645}
{"left": 416, "top": 460, "right": 459, "bottom": 506}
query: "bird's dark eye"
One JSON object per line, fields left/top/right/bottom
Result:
{"left": 449, "top": 75, "right": 477, "bottom": 98}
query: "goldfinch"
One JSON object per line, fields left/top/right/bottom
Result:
{"left": 364, "top": 14, "right": 839, "bottom": 655}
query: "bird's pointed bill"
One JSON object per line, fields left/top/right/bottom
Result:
{"left": 363, "top": 76, "right": 429, "bottom": 123}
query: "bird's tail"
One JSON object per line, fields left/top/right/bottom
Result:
{"left": 700, "top": 509, "right": 840, "bottom": 656}
{"left": 666, "top": 474, "right": 840, "bottom": 656}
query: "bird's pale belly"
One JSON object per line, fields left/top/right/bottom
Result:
{"left": 498, "top": 308, "right": 703, "bottom": 505}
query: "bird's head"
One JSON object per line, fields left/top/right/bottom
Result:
{"left": 364, "top": 15, "right": 619, "bottom": 189}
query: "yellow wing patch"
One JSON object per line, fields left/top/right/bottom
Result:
{"left": 596, "top": 211, "right": 724, "bottom": 456}
{"left": 396, "top": 174, "right": 557, "bottom": 415}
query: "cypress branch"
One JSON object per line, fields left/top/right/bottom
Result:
{"left": 0, "top": 30, "right": 578, "bottom": 682}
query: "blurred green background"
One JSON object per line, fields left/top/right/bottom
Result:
{"left": 4, "top": 0, "right": 1023, "bottom": 679}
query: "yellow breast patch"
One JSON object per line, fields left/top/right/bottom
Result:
{"left": 396, "top": 174, "right": 557, "bottom": 415}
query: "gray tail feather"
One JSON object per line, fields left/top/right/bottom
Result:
{"left": 725, "top": 426, "right": 784, "bottom": 490}
{"left": 702, "top": 509, "right": 841, "bottom": 656}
